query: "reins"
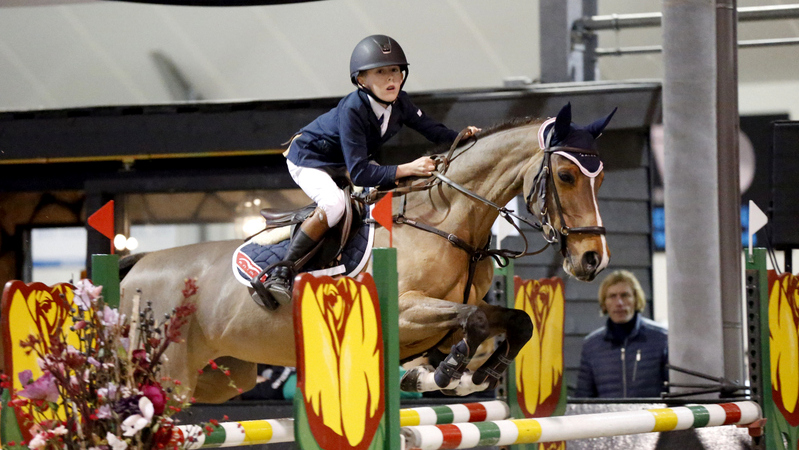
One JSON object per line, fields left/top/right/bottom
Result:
{"left": 355, "top": 124, "right": 607, "bottom": 305}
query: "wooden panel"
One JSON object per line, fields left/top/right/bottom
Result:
{"left": 598, "top": 167, "right": 650, "bottom": 201}
{"left": 600, "top": 200, "right": 651, "bottom": 233}
{"left": 564, "top": 300, "right": 604, "bottom": 335}
{"left": 564, "top": 335, "right": 586, "bottom": 369}
{"left": 604, "top": 234, "right": 652, "bottom": 267}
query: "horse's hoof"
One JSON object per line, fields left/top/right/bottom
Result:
{"left": 401, "top": 365, "right": 458, "bottom": 392}
{"left": 400, "top": 366, "right": 425, "bottom": 392}
{"left": 441, "top": 372, "right": 491, "bottom": 396}
{"left": 251, "top": 290, "right": 278, "bottom": 311}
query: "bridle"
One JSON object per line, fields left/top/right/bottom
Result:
{"left": 526, "top": 145, "right": 607, "bottom": 254}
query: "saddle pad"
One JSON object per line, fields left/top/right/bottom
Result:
{"left": 232, "top": 204, "right": 375, "bottom": 287}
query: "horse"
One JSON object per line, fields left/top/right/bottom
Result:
{"left": 119, "top": 102, "right": 616, "bottom": 403}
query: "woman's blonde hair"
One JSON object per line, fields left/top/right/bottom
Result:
{"left": 597, "top": 270, "right": 646, "bottom": 315}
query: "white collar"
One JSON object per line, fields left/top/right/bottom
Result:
{"left": 367, "top": 95, "right": 392, "bottom": 120}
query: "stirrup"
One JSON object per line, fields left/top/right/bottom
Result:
{"left": 265, "top": 264, "right": 294, "bottom": 305}
{"left": 250, "top": 281, "right": 279, "bottom": 311}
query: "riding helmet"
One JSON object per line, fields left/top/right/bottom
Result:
{"left": 349, "top": 35, "right": 409, "bottom": 86}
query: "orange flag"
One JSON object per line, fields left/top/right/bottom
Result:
{"left": 88, "top": 200, "right": 115, "bottom": 253}
{"left": 372, "top": 192, "right": 393, "bottom": 247}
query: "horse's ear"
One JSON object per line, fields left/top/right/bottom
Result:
{"left": 553, "top": 102, "right": 572, "bottom": 142}
{"left": 586, "top": 107, "right": 618, "bottom": 138}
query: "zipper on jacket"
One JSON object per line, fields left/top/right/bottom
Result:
{"left": 632, "top": 349, "right": 641, "bottom": 383}
{"left": 621, "top": 347, "right": 627, "bottom": 398}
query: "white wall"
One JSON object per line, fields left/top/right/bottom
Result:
{"left": 740, "top": 80, "right": 799, "bottom": 119}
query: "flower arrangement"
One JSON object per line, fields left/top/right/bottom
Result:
{"left": 1, "top": 278, "right": 200, "bottom": 450}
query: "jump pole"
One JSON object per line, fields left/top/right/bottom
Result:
{"left": 175, "top": 401, "right": 512, "bottom": 448}
{"left": 401, "top": 401, "right": 762, "bottom": 449}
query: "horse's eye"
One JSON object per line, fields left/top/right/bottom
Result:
{"left": 558, "top": 172, "right": 575, "bottom": 184}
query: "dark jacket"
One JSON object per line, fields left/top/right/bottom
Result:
{"left": 287, "top": 89, "right": 458, "bottom": 187}
{"left": 575, "top": 313, "right": 668, "bottom": 398}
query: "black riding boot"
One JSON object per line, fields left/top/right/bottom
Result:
{"left": 264, "top": 230, "right": 320, "bottom": 305}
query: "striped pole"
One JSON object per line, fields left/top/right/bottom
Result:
{"left": 176, "top": 418, "right": 294, "bottom": 449}
{"left": 400, "top": 401, "right": 510, "bottom": 427}
{"left": 176, "top": 401, "right": 509, "bottom": 448}
{"left": 401, "top": 401, "right": 762, "bottom": 450}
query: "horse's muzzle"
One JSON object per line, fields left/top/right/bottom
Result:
{"left": 563, "top": 249, "right": 605, "bottom": 282}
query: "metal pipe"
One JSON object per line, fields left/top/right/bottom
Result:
{"left": 716, "top": 0, "right": 745, "bottom": 391}
{"left": 595, "top": 37, "right": 799, "bottom": 56}
{"left": 578, "top": 4, "right": 799, "bottom": 31}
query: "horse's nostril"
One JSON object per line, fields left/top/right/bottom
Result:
{"left": 583, "top": 251, "right": 600, "bottom": 271}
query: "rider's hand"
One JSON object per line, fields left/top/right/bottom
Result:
{"left": 464, "top": 126, "right": 481, "bottom": 138}
{"left": 396, "top": 156, "right": 436, "bottom": 179}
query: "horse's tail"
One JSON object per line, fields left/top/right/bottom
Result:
{"left": 119, "top": 252, "right": 148, "bottom": 280}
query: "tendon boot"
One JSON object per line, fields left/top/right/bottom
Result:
{"left": 264, "top": 208, "right": 329, "bottom": 305}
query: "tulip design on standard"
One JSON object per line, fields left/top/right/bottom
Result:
{"left": 539, "top": 441, "right": 566, "bottom": 450}
{"left": 769, "top": 271, "right": 799, "bottom": 427}
{"left": 295, "top": 273, "right": 385, "bottom": 450}
{"left": 513, "top": 277, "right": 565, "bottom": 418}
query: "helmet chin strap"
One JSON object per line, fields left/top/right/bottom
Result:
{"left": 358, "top": 86, "right": 394, "bottom": 107}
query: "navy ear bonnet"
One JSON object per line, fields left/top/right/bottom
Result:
{"left": 537, "top": 102, "right": 617, "bottom": 177}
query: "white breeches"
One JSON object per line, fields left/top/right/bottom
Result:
{"left": 287, "top": 159, "right": 347, "bottom": 228}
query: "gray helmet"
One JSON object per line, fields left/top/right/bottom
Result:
{"left": 349, "top": 35, "right": 409, "bottom": 86}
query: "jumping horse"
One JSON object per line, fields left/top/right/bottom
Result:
{"left": 119, "top": 103, "right": 616, "bottom": 403}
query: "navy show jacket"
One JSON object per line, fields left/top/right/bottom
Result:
{"left": 574, "top": 313, "right": 669, "bottom": 398}
{"left": 286, "top": 89, "right": 458, "bottom": 187}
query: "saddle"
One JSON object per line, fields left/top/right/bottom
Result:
{"left": 254, "top": 185, "right": 366, "bottom": 276}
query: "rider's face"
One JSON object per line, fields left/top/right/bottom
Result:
{"left": 357, "top": 65, "right": 403, "bottom": 103}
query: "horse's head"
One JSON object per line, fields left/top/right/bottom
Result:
{"left": 524, "top": 103, "right": 616, "bottom": 282}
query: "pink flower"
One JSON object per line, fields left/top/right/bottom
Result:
{"left": 27, "top": 432, "right": 47, "bottom": 450}
{"left": 99, "top": 305, "right": 123, "bottom": 327}
{"left": 17, "top": 370, "right": 59, "bottom": 403}
{"left": 141, "top": 384, "right": 166, "bottom": 415}
{"left": 73, "top": 279, "right": 103, "bottom": 311}
{"left": 97, "top": 405, "right": 112, "bottom": 419}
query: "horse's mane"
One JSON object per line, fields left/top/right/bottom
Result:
{"left": 473, "top": 116, "right": 542, "bottom": 140}
{"left": 426, "top": 116, "right": 542, "bottom": 156}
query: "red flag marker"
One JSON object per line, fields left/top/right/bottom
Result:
{"left": 88, "top": 200, "right": 115, "bottom": 253}
{"left": 372, "top": 192, "right": 393, "bottom": 247}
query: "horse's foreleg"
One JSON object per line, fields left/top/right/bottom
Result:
{"left": 471, "top": 304, "right": 533, "bottom": 389}
{"left": 432, "top": 309, "right": 491, "bottom": 389}
{"left": 397, "top": 291, "right": 489, "bottom": 392}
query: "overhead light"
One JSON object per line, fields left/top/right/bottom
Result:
{"left": 114, "top": 234, "right": 128, "bottom": 251}
{"left": 241, "top": 216, "right": 265, "bottom": 237}
{"left": 114, "top": 234, "right": 140, "bottom": 251}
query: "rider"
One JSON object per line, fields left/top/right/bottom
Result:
{"left": 261, "top": 34, "right": 480, "bottom": 306}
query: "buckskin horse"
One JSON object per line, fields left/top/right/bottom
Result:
{"left": 119, "top": 102, "right": 616, "bottom": 402}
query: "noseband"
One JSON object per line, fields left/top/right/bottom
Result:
{"left": 526, "top": 145, "right": 607, "bottom": 252}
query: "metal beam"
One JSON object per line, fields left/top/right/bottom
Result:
{"left": 577, "top": 4, "right": 799, "bottom": 31}
{"left": 595, "top": 37, "right": 799, "bottom": 57}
